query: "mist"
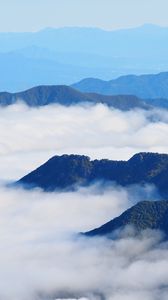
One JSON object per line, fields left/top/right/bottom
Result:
{"left": 0, "top": 103, "right": 168, "bottom": 299}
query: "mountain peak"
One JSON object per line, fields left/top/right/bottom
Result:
{"left": 128, "top": 152, "right": 166, "bottom": 162}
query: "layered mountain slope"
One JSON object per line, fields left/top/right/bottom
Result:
{"left": 85, "top": 200, "right": 168, "bottom": 237}
{"left": 0, "top": 85, "right": 149, "bottom": 110}
{"left": 72, "top": 72, "right": 168, "bottom": 99}
{"left": 17, "top": 152, "right": 168, "bottom": 196}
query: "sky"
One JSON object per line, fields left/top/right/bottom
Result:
{"left": 0, "top": 0, "right": 168, "bottom": 32}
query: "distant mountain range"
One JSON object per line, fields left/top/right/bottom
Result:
{"left": 0, "top": 51, "right": 115, "bottom": 92}
{"left": 0, "top": 85, "right": 151, "bottom": 110}
{"left": 72, "top": 72, "right": 168, "bottom": 99}
{"left": 1, "top": 25, "right": 168, "bottom": 63}
{"left": 85, "top": 200, "right": 168, "bottom": 237}
{"left": 1, "top": 25, "right": 168, "bottom": 91}
{"left": 17, "top": 152, "right": 168, "bottom": 197}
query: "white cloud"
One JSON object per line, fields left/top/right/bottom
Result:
{"left": 0, "top": 103, "right": 168, "bottom": 181}
{"left": 0, "top": 103, "right": 168, "bottom": 299}
{"left": 0, "top": 185, "right": 166, "bottom": 300}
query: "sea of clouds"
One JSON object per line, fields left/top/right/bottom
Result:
{"left": 1, "top": 103, "right": 168, "bottom": 299}
{"left": 1, "top": 103, "right": 168, "bottom": 181}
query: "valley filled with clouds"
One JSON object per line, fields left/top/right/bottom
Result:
{"left": 0, "top": 103, "right": 168, "bottom": 299}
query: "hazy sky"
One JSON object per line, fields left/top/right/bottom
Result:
{"left": 0, "top": 0, "right": 168, "bottom": 32}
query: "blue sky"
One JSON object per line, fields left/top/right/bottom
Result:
{"left": 0, "top": 0, "right": 168, "bottom": 32}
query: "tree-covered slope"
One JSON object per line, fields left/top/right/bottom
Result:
{"left": 85, "top": 200, "right": 168, "bottom": 237}
{"left": 17, "top": 152, "right": 168, "bottom": 196}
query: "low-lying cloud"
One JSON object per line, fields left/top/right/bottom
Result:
{"left": 0, "top": 184, "right": 166, "bottom": 300}
{"left": 0, "top": 103, "right": 168, "bottom": 180}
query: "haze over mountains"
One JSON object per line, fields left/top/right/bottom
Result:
{"left": 1, "top": 24, "right": 168, "bottom": 91}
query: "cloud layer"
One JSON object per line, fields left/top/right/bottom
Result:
{"left": 0, "top": 103, "right": 168, "bottom": 181}
{"left": 0, "top": 103, "right": 168, "bottom": 299}
{"left": 0, "top": 184, "right": 166, "bottom": 300}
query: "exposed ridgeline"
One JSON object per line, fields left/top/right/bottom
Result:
{"left": 17, "top": 152, "right": 168, "bottom": 196}
{"left": 85, "top": 200, "right": 168, "bottom": 237}
{"left": 0, "top": 85, "right": 149, "bottom": 110}
{"left": 72, "top": 72, "right": 168, "bottom": 100}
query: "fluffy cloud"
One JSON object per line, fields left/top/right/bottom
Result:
{"left": 0, "top": 185, "right": 166, "bottom": 300}
{"left": 0, "top": 103, "right": 168, "bottom": 299}
{"left": 0, "top": 103, "right": 168, "bottom": 181}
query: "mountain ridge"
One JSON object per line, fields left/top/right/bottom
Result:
{"left": 0, "top": 84, "right": 150, "bottom": 110}
{"left": 72, "top": 72, "right": 168, "bottom": 99}
{"left": 17, "top": 152, "right": 168, "bottom": 196}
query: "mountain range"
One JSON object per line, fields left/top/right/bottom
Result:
{"left": 0, "top": 85, "right": 150, "bottom": 110}
{"left": 1, "top": 24, "right": 168, "bottom": 91}
{"left": 17, "top": 152, "right": 168, "bottom": 197}
{"left": 1, "top": 83, "right": 168, "bottom": 110}
{"left": 1, "top": 24, "right": 167, "bottom": 55}
{"left": 0, "top": 51, "right": 114, "bottom": 92}
{"left": 1, "top": 71, "right": 168, "bottom": 109}
{"left": 85, "top": 200, "right": 168, "bottom": 237}
{"left": 72, "top": 72, "right": 168, "bottom": 99}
